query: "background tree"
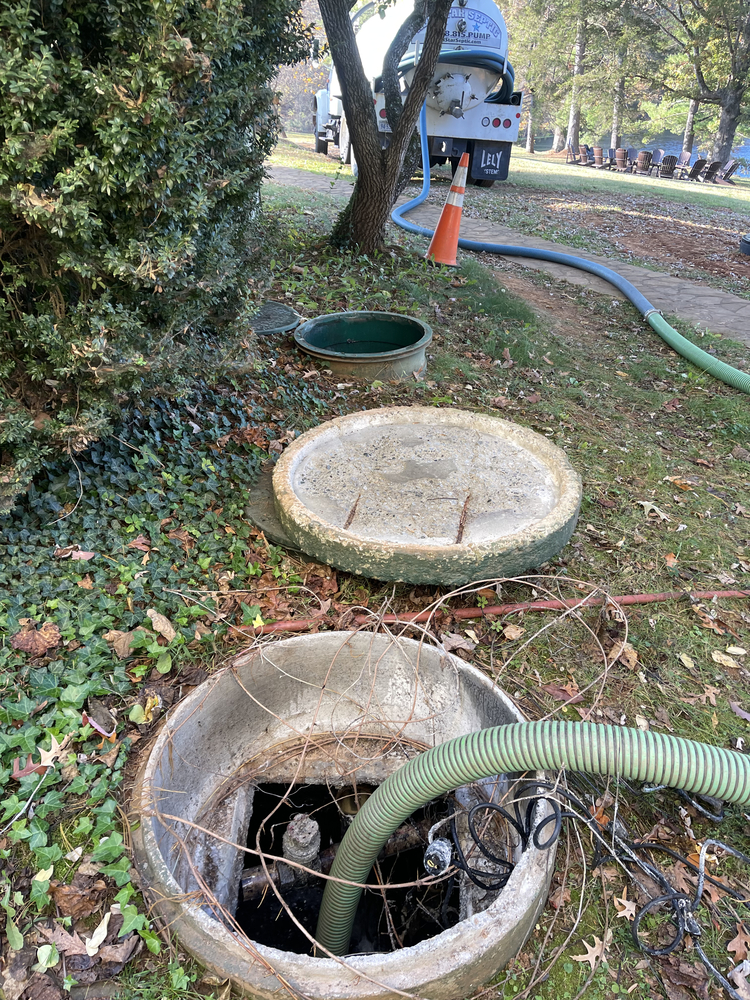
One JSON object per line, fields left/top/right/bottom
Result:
{"left": 638, "top": 0, "right": 750, "bottom": 160}
{"left": 318, "top": 0, "right": 453, "bottom": 253}
{"left": 0, "top": 0, "right": 309, "bottom": 509}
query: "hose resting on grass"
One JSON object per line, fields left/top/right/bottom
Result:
{"left": 315, "top": 720, "right": 750, "bottom": 955}
{"left": 390, "top": 105, "right": 750, "bottom": 395}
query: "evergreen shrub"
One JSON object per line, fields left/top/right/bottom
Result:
{"left": 0, "top": 0, "right": 309, "bottom": 508}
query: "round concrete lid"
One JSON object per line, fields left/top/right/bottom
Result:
{"left": 273, "top": 407, "right": 582, "bottom": 584}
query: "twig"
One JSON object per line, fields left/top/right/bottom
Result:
{"left": 455, "top": 491, "right": 471, "bottom": 543}
{"left": 0, "top": 772, "right": 48, "bottom": 835}
{"left": 343, "top": 492, "right": 361, "bottom": 530}
{"left": 111, "top": 433, "right": 164, "bottom": 467}
{"left": 45, "top": 449, "right": 83, "bottom": 526}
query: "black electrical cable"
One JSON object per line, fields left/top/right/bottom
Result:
{"left": 429, "top": 781, "right": 750, "bottom": 1000}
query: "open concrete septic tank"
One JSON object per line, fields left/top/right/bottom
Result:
{"left": 266, "top": 406, "right": 582, "bottom": 585}
{"left": 294, "top": 311, "right": 432, "bottom": 379}
{"left": 131, "top": 632, "right": 556, "bottom": 1000}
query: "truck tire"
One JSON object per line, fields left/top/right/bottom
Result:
{"left": 473, "top": 178, "right": 496, "bottom": 188}
{"left": 339, "top": 115, "right": 352, "bottom": 164}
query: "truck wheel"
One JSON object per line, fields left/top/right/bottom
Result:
{"left": 473, "top": 178, "right": 495, "bottom": 188}
{"left": 339, "top": 116, "right": 352, "bottom": 164}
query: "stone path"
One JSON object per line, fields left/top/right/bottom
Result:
{"left": 268, "top": 165, "right": 750, "bottom": 347}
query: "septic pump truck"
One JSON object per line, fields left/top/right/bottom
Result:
{"left": 312, "top": 0, "right": 522, "bottom": 187}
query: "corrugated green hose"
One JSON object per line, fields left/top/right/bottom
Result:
{"left": 315, "top": 720, "right": 750, "bottom": 955}
{"left": 391, "top": 106, "right": 750, "bottom": 396}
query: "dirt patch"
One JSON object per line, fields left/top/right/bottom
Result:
{"left": 581, "top": 206, "right": 750, "bottom": 281}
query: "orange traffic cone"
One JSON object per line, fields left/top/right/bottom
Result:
{"left": 426, "top": 152, "right": 469, "bottom": 266}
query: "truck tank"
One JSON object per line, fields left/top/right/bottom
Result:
{"left": 313, "top": 0, "right": 522, "bottom": 186}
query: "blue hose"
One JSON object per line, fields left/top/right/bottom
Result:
{"left": 391, "top": 106, "right": 750, "bottom": 394}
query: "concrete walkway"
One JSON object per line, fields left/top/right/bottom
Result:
{"left": 268, "top": 165, "right": 750, "bottom": 347}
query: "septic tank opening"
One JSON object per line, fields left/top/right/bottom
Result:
{"left": 235, "top": 783, "right": 468, "bottom": 954}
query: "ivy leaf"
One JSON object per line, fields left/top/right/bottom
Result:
{"left": 6, "top": 913, "right": 24, "bottom": 951}
{"left": 119, "top": 904, "right": 146, "bottom": 936}
{"left": 155, "top": 652, "right": 172, "bottom": 674}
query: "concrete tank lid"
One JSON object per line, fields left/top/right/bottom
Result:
{"left": 272, "top": 406, "right": 582, "bottom": 584}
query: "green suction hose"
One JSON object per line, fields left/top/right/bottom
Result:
{"left": 391, "top": 106, "right": 750, "bottom": 396}
{"left": 315, "top": 720, "right": 750, "bottom": 954}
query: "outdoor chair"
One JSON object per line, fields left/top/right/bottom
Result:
{"left": 626, "top": 147, "right": 639, "bottom": 169}
{"left": 613, "top": 148, "right": 629, "bottom": 171}
{"left": 593, "top": 146, "right": 609, "bottom": 168}
{"left": 648, "top": 148, "right": 665, "bottom": 174}
{"left": 578, "top": 144, "right": 594, "bottom": 165}
{"left": 607, "top": 148, "right": 617, "bottom": 166}
{"left": 633, "top": 150, "right": 652, "bottom": 175}
{"left": 658, "top": 154, "right": 678, "bottom": 179}
{"left": 718, "top": 159, "right": 739, "bottom": 184}
{"left": 565, "top": 140, "right": 580, "bottom": 164}
{"left": 674, "top": 151, "right": 691, "bottom": 172}
{"left": 677, "top": 157, "right": 707, "bottom": 181}
{"left": 700, "top": 160, "right": 723, "bottom": 183}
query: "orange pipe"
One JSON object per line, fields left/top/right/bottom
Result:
{"left": 235, "top": 590, "right": 749, "bottom": 635}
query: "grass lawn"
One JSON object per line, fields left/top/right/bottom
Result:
{"left": 273, "top": 135, "right": 750, "bottom": 302}
{"left": 2, "top": 154, "right": 750, "bottom": 1000}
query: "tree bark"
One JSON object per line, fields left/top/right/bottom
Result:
{"left": 319, "top": 0, "right": 453, "bottom": 253}
{"left": 712, "top": 85, "right": 743, "bottom": 162}
{"left": 551, "top": 125, "right": 565, "bottom": 152}
{"left": 682, "top": 97, "right": 698, "bottom": 155}
{"left": 610, "top": 76, "right": 624, "bottom": 149}
{"left": 565, "top": 16, "right": 585, "bottom": 152}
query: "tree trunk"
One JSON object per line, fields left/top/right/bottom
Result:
{"left": 712, "top": 85, "right": 743, "bottom": 162}
{"left": 565, "top": 16, "right": 585, "bottom": 152}
{"left": 551, "top": 125, "right": 565, "bottom": 152}
{"left": 319, "top": 0, "right": 453, "bottom": 253}
{"left": 682, "top": 98, "right": 699, "bottom": 155}
{"left": 610, "top": 77, "right": 624, "bottom": 150}
{"left": 525, "top": 93, "right": 534, "bottom": 152}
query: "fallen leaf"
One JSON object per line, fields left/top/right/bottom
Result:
{"left": 664, "top": 476, "right": 695, "bottom": 491}
{"left": 54, "top": 544, "right": 95, "bottom": 560}
{"left": 541, "top": 682, "right": 583, "bottom": 703}
{"left": 77, "top": 574, "right": 94, "bottom": 590}
{"left": 127, "top": 534, "right": 151, "bottom": 552}
{"left": 503, "top": 623, "right": 526, "bottom": 641}
{"left": 662, "top": 397, "right": 682, "bottom": 412}
{"left": 489, "top": 396, "right": 509, "bottom": 408}
{"left": 10, "top": 621, "right": 61, "bottom": 657}
{"left": 729, "top": 961, "right": 750, "bottom": 1000}
{"left": 167, "top": 528, "right": 194, "bottom": 552}
{"left": 146, "top": 609, "right": 176, "bottom": 642}
{"left": 103, "top": 627, "right": 152, "bottom": 660}
{"left": 728, "top": 646, "right": 748, "bottom": 657}
{"left": 11, "top": 754, "right": 47, "bottom": 780}
{"left": 636, "top": 500, "right": 670, "bottom": 521}
{"left": 526, "top": 392, "right": 541, "bottom": 404}
{"left": 678, "top": 652, "right": 696, "bottom": 671}
{"left": 85, "top": 911, "right": 111, "bottom": 957}
{"left": 38, "top": 923, "right": 88, "bottom": 956}
{"left": 97, "top": 934, "right": 140, "bottom": 965}
{"left": 671, "top": 862, "right": 695, "bottom": 894}
{"left": 698, "top": 685, "right": 720, "bottom": 706}
{"left": 635, "top": 714, "right": 650, "bottom": 731}
{"left": 614, "top": 887, "right": 637, "bottom": 921}
{"left": 713, "top": 650, "right": 741, "bottom": 670}
{"left": 572, "top": 930, "right": 612, "bottom": 971}
{"left": 441, "top": 632, "right": 476, "bottom": 653}
{"left": 500, "top": 347, "right": 514, "bottom": 368}
{"left": 730, "top": 702, "right": 750, "bottom": 722}
{"left": 609, "top": 639, "right": 638, "bottom": 668}
{"left": 50, "top": 878, "right": 106, "bottom": 921}
{"left": 665, "top": 552, "right": 679, "bottom": 567}
{"left": 655, "top": 706, "right": 673, "bottom": 730}
{"left": 548, "top": 884, "right": 571, "bottom": 909}
{"left": 82, "top": 699, "right": 116, "bottom": 739}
